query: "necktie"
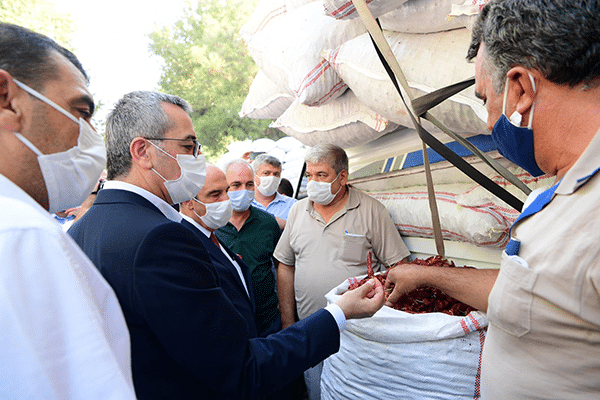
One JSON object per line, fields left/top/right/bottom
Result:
{"left": 210, "top": 232, "right": 220, "bottom": 248}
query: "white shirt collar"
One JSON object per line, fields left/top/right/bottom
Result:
{"left": 180, "top": 213, "right": 211, "bottom": 238}
{"left": 102, "top": 180, "right": 182, "bottom": 223}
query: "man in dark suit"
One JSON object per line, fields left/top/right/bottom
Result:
{"left": 69, "top": 90, "right": 384, "bottom": 400}
{"left": 179, "top": 164, "right": 258, "bottom": 336}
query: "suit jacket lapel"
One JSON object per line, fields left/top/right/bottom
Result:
{"left": 181, "top": 219, "right": 254, "bottom": 306}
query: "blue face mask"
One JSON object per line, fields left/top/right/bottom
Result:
{"left": 491, "top": 74, "right": 545, "bottom": 177}
{"left": 228, "top": 189, "right": 255, "bottom": 212}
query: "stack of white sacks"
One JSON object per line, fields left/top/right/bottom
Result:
{"left": 217, "top": 136, "right": 307, "bottom": 194}
{"left": 239, "top": 0, "right": 491, "bottom": 149}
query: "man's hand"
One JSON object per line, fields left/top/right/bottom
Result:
{"left": 384, "top": 264, "right": 427, "bottom": 307}
{"left": 384, "top": 263, "right": 499, "bottom": 312}
{"left": 335, "top": 279, "right": 385, "bottom": 320}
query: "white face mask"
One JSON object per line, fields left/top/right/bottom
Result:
{"left": 12, "top": 79, "right": 107, "bottom": 214}
{"left": 256, "top": 175, "right": 281, "bottom": 197}
{"left": 228, "top": 189, "right": 254, "bottom": 212}
{"left": 149, "top": 141, "right": 206, "bottom": 204}
{"left": 307, "top": 173, "right": 341, "bottom": 205}
{"left": 192, "top": 198, "right": 233, "bottom": 230}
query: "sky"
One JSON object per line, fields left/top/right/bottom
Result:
{"left": 50, "top": 0, "right": 189, "bottom": 124}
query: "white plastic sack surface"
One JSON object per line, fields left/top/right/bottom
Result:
{"left": 321, "top": 277, "right": 488, "bottom": 400}
{"left": 271, "top": 89, "right": 399, "bottom": 148}
{"left": 239, "top": 0, "right": 315, "bottom": 40}
{"left": 239, "top": 70, "right": 294, "bottom": 119}
{"left": 323, "top": 0, "right": 409, "bottom": 20}
{"left": 245, "top": 2, "right": 366, "bottom": 106}
{"left": 252, "top": 137, "right": 277, "bottom": 153}
{"left": 379, "top": 0, "right": 466, "bottom": 33}
{"left": 324, "top": 29, "right": 488, "bottom": 136}
{"left": 366, "top": 172, "right": 555, "bottom": 247}
{"left": 275, "top": 136, "right": 304, "bottom": 152}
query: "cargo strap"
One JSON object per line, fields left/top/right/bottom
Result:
{"left": 350, "top": 0, "right": 528, "bottom": 215}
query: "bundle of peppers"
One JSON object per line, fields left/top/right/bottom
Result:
{"left": 347, "top": 254, "right": 477, "bottom": 316}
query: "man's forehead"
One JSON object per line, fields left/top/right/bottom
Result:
{"left": 48, "top": 51, "right": 95, "bottom": 110}
{"left": 258, "top": 163, "right": 280, "bottom": 172}
{"left": 306, "top": 161, "right": 334, "bottom": 172}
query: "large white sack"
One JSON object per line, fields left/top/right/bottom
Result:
{"left": 448, "top": 0, "right": 491, "bottom": 30}
{"left": 275, "top": 136, "right": 304, "bottom": 152}
{"left": 267, "top": 146, "right": 286, "bottom": 162}
{"left": 379, "top": 0, "right": 467, "bottom": 33}
{"left": 239, "top": 70, "right": 294, "bottom": 119}
{"left": 245, "top": 2, "right": 366, "bottom": 106}
{"left": 366, "top": 171, "right": 555, "bottom": 248}
{"left": 323, "top": 0, "right": 409, "bottom": 20}
{"left": 271, "top": 89, "right": 399, "bottom": 148}
{"left": 252, "top": 137, "right": 278, "bottom": 153}
{"left": 322, "top": 278, "right": 488, "bottom": 400}
{"left": 239, "top": 0, "right": 314, "bottom": 41}
{"left": 324, "top": 29, "right": 488, "bottom": 136}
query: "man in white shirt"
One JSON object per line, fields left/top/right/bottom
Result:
{"left": 0, "top": 23, "right": 136, "bottom": 398}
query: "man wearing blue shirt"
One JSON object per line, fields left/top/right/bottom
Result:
{"left": 252, "top": 154, "right": 297, "bottom": 230}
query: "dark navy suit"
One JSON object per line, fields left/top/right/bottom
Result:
{"left": 69, "top": 189, "right": 339, "bottom": 400}
{"left": 181, "top": 218, "right": 258, "bottom": 337}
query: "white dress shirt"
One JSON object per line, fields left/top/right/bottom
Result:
{"left": 0, "top": 174, "right": 136, "bottom": 399}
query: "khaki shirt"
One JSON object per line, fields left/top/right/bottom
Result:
{"left": 274, "top": 187, "right": 410, "bottom": 320}
{"left": 482, "top": 130, "right": 600, "bottom": 399}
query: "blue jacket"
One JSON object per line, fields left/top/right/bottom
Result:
{"left": 68, "top": 189, "right": 339, "bottom": 400}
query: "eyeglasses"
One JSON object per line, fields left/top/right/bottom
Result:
{"left": 143, "top": 137, "right": 201, "bottom": 158}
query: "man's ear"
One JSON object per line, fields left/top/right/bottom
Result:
{"left": 0, "top": 70, "right": 25, "bottom": 131}
{"left": 506, "top": 67, "right": 537, "bottom": 117}
{"left": 339, "top": 169, "right": 349, "bottom": 186}
{"left": 130, "top": 137, "right": 154, "bottom": 170}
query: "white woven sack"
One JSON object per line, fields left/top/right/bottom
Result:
{"left": 275, "top": 136, "right": 304, "bottom": 152}
{"left": 271, "top": 89, "right": 399, "bottom": 148}
{"left": 252, "top": 137, "right": 277, "bottom": 153}
{"left": 245, "top": 1, "right": 366, "bottom": 106}
{"left": 324, "top": 29, "right": 488, "bottom": 136}
{"left": 321, "top": 277, "right": 487, "bottom": 400}
{"left": 323, "top": 0, "right": 409, "bottom": 20}
{"left": 369, "top": 183, "right": 512, "bottom": 247}
{"left": 379, "top": 0, "right": 467, "bottom": 33}
{"left": 239, "top": 70, "right": 294, "bottom": 119}
{"left": 239, "top": 0, "right": 315, "bottom": 41}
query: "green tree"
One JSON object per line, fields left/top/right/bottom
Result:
{"left": 149, "top": 0, "right": 282, "bottom": 161}
{"left": 0, "top": 0, "right": 75, "bottom": 49}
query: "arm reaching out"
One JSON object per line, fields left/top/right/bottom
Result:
{"left": 384, "top": 264, "right": 499, "bottom": 312}
{"left": 335, "top": 279, "right": 385, "bottom": 320}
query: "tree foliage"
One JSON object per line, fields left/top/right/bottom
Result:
{"left": 0, "top": 0, "right": 75, "bottom": 49}
{"left": 149, "top": 0, "right": 281, "bottom": 161}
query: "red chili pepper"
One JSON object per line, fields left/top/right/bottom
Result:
{"left": 348, "top": 255, "right": 477, "bottom": 316}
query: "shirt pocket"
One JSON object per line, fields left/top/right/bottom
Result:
{"left": 340, "top": 233, "right": 369, "bottom": 266}
{"left": 487, "top": 253, "right": 539, "bottom": 337}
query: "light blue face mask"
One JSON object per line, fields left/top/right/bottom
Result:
{"left": 491, "top": 74, "right": 545, "bottom": 177}
{"left": 228, "top": 189, "right": 255, "bottom": 212}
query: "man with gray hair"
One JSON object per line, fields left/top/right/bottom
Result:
{"left": 275, "top": 143, "right": 410, "bottom": 400}
{"left": 69, "top": 91, "right": 387, "bottom": 399}
{"left": 385, "top": 0, "right": 600, "bottom": 398}
{"left": 252, "top": 153, "right": 297, "bottom": 229}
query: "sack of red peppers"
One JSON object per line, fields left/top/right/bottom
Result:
{"left": 321, "top": 257, "right": 488, "bottom": 400}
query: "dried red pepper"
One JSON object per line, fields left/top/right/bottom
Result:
{"left": 348, "top": 255, "right": 477, "bottom": 316}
